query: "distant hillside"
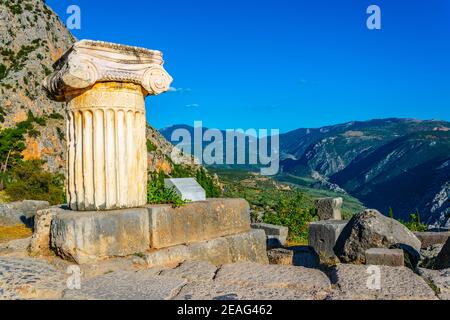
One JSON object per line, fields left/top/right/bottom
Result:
{"left": 279, "top": 118, "right": 450, "bottom": 225}
{"left": 161, "top": 119, "right": 450, "bottom": 226}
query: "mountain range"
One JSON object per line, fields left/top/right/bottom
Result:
{"left": 160, "top": 119, "right": 450, "bottom": 226}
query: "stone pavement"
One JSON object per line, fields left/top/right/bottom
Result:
{"left": 0, "top": 257, "right": 67, "bottom": 299}
{"left": 0, "top": 249, "right": 447, "bottom": 300}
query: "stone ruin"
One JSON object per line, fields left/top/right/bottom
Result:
{"left": 30, "top": 40, "right": 268, "bottom": 265}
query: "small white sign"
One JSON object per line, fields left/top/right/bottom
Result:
{"left": 164, "top": 178, "right": 206, "bottom": 202}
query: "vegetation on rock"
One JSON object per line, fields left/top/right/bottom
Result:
{"left": 147, "top": 171, "right": 185, "bottom": 207}
{"left": 4, "top": 160, "right": 65, "bottom": 205}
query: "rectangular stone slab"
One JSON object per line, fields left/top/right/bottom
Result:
{"left": 164, "top": 178, "right": 206, "bottom": 202}
{"left": 144, "top": 229, "right": 268, "bottom": 267}
{"left": 365, "top": 248, "right": 404, "bottom": 267}
{"left": 308, "top": 220, "right": 348, "bottom": 259}
{"left": 414, "top": 231, "right": 450, "bottom": 249}
{"left": 147, "top": 198, "right": 251, "bottom": 249}
{"left": 251, "top": 223, "right": 288, "bottom": 248}
{"left": 51, "top": 208, "right": 150, "bottom": 264}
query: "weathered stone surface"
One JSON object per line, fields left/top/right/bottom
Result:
{"left": 0, "top": 257, "right": 67, "bottom": 300}
{"left": 267, "top": 248, "right": 294, "bottom": 265}
{"left": 160, "top": 260, "right": 218, "bottom": 282}
{"left": 414, "top": 232, "right": 450, "bottom": 249}
{"left": 224, "top": 229, "right": 269, "bottom": 264}
{"left": 329, "top": 264, "right": 438, "bottom": 300}
{"left": 164, "top": 178, "right": 206, "bottom": 202}
{"left": 29, "top": 207, "right": 63, "bottom": 256}
{"left": 51, "top": 208, "right": 150, "bottom": 264}
{"left": 434, "top": 237, "right": 450, "bottom": 269}
{"left": 45, "top": 40, "right": 173, "bottom": 211}
{"left": 251, "top": 222, "right": 288, "bottom": 248}
{"left": 45, "top": 40, "right": 172, "bottom": 100}
{"left": 419, "top": 268, "right": 450, "bottom": 300}
{"left": 0, "top": 237, "right": 31, "bottom": 256}
{"left": 0, "top": 200, "right": 50, "bottom": 227}
{"left": 314, "top": 197, "right": 342, "bottom": 220}
{"left": 63, "top": 270, "right": 186, "bottom": 300}
{"left": 308, "top": 220, "right": 348, "bottom": 259}
{"left": 214, "top": 262, "right": 331, "bottom": 299}
{"left": 144, "top": 230, "right": 268, "bottom": 268}
{"left": 267, "top": 247, "right": 320, "bottom": 268}
{"left": 145, "top": 246, "right": 190, "bottom": 269}
{"left": 291, "top": 246, "right": 321, "bottom": 268}
{"left": 174, "top": 281, "right": 323, "bottom": 300}
{"left": 420, "top": 244, "right": 444, "bottom": 268}
{"left": 334, "top": 209, "right": 421, "bottom": 264}
{"left": 365, "top": 248, "right": 404, "bottom": 267}
{"left": 148, "top": 199, "right": 251, "bottom": 249}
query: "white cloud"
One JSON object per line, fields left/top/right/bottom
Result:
{"left": 168, "top": 87, "right": 192, "bottom": 93}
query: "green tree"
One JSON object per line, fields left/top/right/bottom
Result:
{"left": 196, "top": 167, "right": 221, "bottom": 197}
{"left": 4, "top": 160, "right": 65, "bottom": 205}
{"left": 388, "top": 207, "right": 394, "bottom": 219}
{"left": 263, "top": 191, "right": 315, "bottom": 243}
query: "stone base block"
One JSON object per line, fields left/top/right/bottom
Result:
{"left": 48, "top": 199, "right": 257, "bottom": 264}
{"left": 30, "top": 207, "right": 64, "bottom": 256}
{"left": 267, "top": 248, "right": 294, "bottom": 265}
{"left": 414, "top": 232, "right": 450, "bottom": 249}
{"left": 308, "top": 220, "right": 348, "bottom": 259}
{"left": 148, "top": 198, "right": 251, "bottom": 249}
{"left": 365, "top": 248, "right": 404, "bottom": 267}
{"left": 251, "top": 223, "right": 288, "bottom": 248}
{"left": 314, "top": 197, "right": 342, "bottom": 220}
{"left": 144, "top": 230, "right": 268, "bottom": 268}
{"left": 51, "top": 208, "right": 150, "bottom": 264}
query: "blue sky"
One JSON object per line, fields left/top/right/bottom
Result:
{"left": 47, "top": 0, "right": 450, "bottom": 133}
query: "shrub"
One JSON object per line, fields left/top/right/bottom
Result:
{"left": 196, "top": 167, "right": 221, "bottom": 197}
{"left": 147, "top": 171, "right": 185, "bottom": 207}
{"left": 4, "top": 160, "right": 65, "bottom": 205}
{"left": 0, "top": 64, "right": 7, "bottom": 80}
{"left": 263, "top": 191, "right": 315, "bottom": 243}
{"left": 0, "top": 107, "right": 6, "bottom": 123}
{"left": 399, "top": 211, "right": 428, "bottom": 232}
{"left": 48, "top": 112, "right": 64, "bottom": 120}
{"left": 146, "top": 139, "right": 157, "bottom": 152}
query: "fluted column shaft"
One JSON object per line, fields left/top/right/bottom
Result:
{"left": 66, "top": 83, "right": 147, "bottom": 210}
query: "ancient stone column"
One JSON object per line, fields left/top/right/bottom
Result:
{"left": 45, "top": 40, "right": 173, "bottom": 211}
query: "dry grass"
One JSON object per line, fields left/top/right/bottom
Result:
{"left": 0, "top": 224, "right": 33, "bottom": 243}
{"left": 0, "top": 190, "right": 10, "bottom": 203}
{"left": 286, "top": 238, "right": 308, "bottom": 246}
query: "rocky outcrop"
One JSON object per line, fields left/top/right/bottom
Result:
{"left": 0, "top": 200, "right": 49, "bottom": 226}
{"left": 419, "top": 268, "right": 450, "bottom": 300}
{"left": 334, "top": 209, "right": 421, "bottom": 264}
{"left": 434, "top": 237, "right": 450, "bottom": 269}
{"left": 0, "top": 0, "right": 75, "bottom": 172}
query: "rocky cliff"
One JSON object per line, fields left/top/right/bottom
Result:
{"left": 0, "top": 0, "right": 74, "bottom": 172}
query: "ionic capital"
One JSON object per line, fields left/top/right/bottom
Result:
{"left": 44, "top": 40, "right": 173, "bottom": 101}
